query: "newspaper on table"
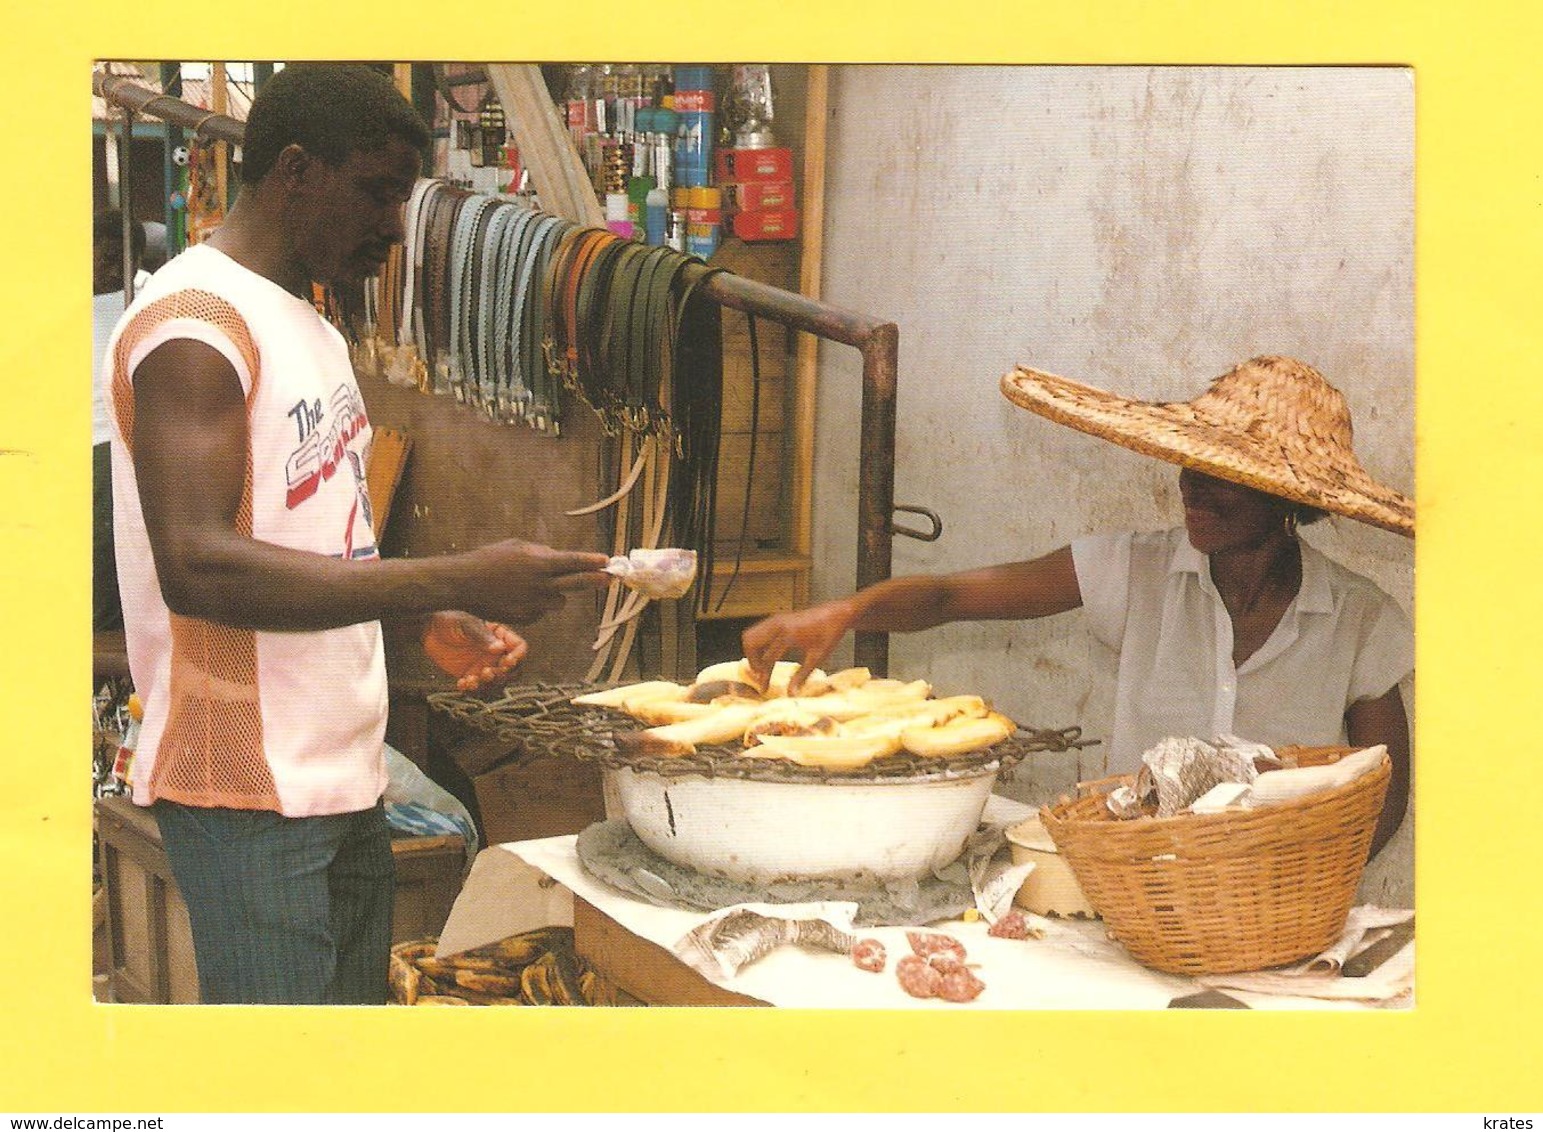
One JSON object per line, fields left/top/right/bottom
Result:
{"left": 674, "top": 901, "right": 859, "bottom": 980}
{"left": 1200, "top": 906, "right": 1414, "bottom": 1005}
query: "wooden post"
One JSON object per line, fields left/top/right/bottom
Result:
{"left": 211, "top": 63, "right": 228, "bottom": 211}
{"left": 790, "top": 65, "right": 829, "bottom": 606}
{"left": 484, "top": 63, "right": 605, "bottom": 227}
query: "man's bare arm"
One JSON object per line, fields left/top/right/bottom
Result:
{"left": 131, "top": 338, "right": 608, "bottom": 631}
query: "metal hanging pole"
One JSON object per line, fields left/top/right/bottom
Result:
{"left": 93, "top": 73, "right": 246, "bottom": 145}
{"left": 119, "top": 105, "right": 136, "bottom": 305}
{"left": 159, "top": 64, "right": 183, "bottom": 257}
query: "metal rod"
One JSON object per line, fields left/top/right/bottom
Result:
{"left": 701, "top": 270, "right": 889, "bottom": 349}
{"left": 854, "top": 323, "right": 898, "bottom": 675}
{"left": 159, "top": 64, "right": 184, "bottom": 257}
{"left": 119, "top": 107, "right": 135, "bottom": 304}
{"left": 94, "top": 73, "right": 245, "bottom": 145}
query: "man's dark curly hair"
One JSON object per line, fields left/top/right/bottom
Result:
{"left": 240, "top": 63, "right": 429, "bottom": 185}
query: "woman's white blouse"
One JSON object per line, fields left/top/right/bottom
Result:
{"left": 1072, "top": 527, "right": 1413, "bottom": 773}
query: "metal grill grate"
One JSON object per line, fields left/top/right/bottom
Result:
{"left": 429, "top": 682, "right": 1096, "bottom": 784}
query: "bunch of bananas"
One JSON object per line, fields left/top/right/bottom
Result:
{"left": 389, "top": 926, "right": 627, "bottom": 1007}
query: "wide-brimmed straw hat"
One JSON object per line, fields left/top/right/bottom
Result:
{"left": 999, "top": 355, "right": 1414, "bottom": 536}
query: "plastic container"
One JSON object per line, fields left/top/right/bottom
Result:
{"left": 685, "top": 186, "right": 722, "bottom": 258}
{"left": 627, "top": 175, "right": 656, "bottom": 238}
{"left": 645, "top": 188, "right": 669, "bottom": 246}
{"left": 605, "top": 192, "right": 634, "bottom": 240}
{"left": 651, "top": 108, "right": 679, "bottom": 192}
{"left": 1005, "top": 816, "right": 1097, "bottom": 917}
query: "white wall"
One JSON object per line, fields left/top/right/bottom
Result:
{"left": 809, "top": 66, "right": 1415, "bottom": 899}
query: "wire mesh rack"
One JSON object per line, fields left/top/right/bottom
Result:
{"left": 429, "top": 682, "right": 1096, "bottom": 784}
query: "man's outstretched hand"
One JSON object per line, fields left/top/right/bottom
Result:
{"left": 423, "top": 610, "right": 528, "bottom": 691}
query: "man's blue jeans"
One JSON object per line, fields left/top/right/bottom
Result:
{"left": 153, "top": 800, "right": 395, "bottom": 1004}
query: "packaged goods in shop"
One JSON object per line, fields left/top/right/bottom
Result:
{"left": 733, "top": 208, "right": 800, "bottom": 242}
{"left": 715, "top": 146, "right": 795, "bottom": 183}
{"left": 724, "top": 180, "right": 795, "bottom": 213}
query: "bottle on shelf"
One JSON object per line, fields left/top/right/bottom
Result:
{"left": 645, "top": 187, "right": 669, "bottom": 246}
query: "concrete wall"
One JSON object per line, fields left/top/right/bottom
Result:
{"left": 809, "top": 66, "right": 1414, "bottom": 901}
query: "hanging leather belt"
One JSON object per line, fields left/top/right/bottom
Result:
{"left": 540, "top": 225, "right": 586, "bottom": 383}
{"left": 398, "top": 177, "right": 434, "bottom": 351}
{"left": 462, "top": 198, "right": 502, "bottom": 412}
{"left": 669, "top": 258, "right": 728, "bottom": 609}
{"left": 524, "top": 217, "right": 575, "bottom": 432}
{"left": 486, "top": 203, "right": 520, "bottom": 421}
{"left": 473, "top": 201, "right": 519, "bottom": 417}
{"left": 422, "top": 186, "right": 469, "bottom": 389}
{"left": 492, "top": 206, "right": 545, "bottom": 424}
{"left": 446, "top": 193, "right": 497, "bottom": 402}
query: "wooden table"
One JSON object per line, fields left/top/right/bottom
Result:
{"left": 572, "top": 897, "right": 767, "bottom": 1007}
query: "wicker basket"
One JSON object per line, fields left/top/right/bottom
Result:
{"left": 1039, "top": 746, "right": 1390, "bottom": 975}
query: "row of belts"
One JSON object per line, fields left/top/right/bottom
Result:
{"left": 420, "top": 195, "right": 556, "bottom": 429}
{"left": 365, "top": 188, "right": 730, "bottom": 549}
{"left": 455, "top": 201, "right": 575, "bottom": 429}
{"left": 534, "top": 222, "right": 731, "bottom": 611}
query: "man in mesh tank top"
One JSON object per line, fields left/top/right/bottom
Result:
{"left": 104, "top": 64, "right": 610, "bottom": 1004}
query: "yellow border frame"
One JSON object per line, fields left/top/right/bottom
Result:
{"left": 3, "top": 0, "right": 1539, "bottom": 1113}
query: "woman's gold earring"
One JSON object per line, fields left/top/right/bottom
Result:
{"left": 1284, "top": 510, "right": 1299, "bottom": 539}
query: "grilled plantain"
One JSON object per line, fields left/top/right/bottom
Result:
{"left": 578, "top": 967, "right": 621, "bottom": 1007}
{"left": 571, "top": 680, "right": 683, "bottom": 709}
{"left": 388, "top": 951, "right": 422, "bottom": 1005}
{"left": 452, "top": 968, "right": 525, "bottom": 997}
{"left": 749, "top": 731, "right": 904, "bottom": 770}
{"left": 900, "top": 710, "right": 1017, "bottom": 757}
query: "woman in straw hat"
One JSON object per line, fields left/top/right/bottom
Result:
{"left": 744, "top": 356, "right": 1412, "bottom": 855}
